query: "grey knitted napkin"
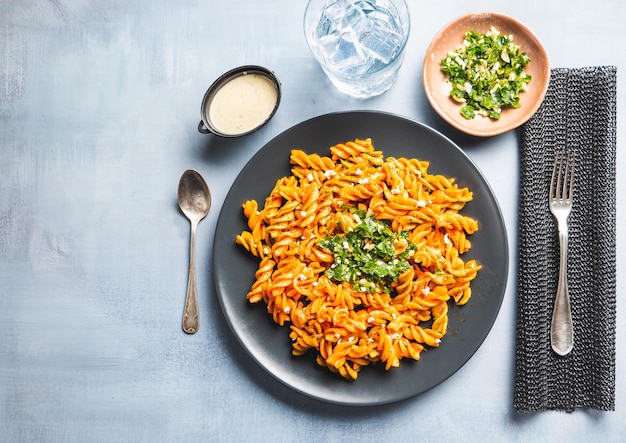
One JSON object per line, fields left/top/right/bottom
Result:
{"left": 515, "top": 66, "right": 617, "bottom": 412}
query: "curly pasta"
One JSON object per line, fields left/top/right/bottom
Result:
{"left": 236, "top": 138, "right": 482, "bottom": 380}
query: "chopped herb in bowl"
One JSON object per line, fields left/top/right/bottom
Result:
{"left": 440, "top": 27, "right": 531, "bottom": 120}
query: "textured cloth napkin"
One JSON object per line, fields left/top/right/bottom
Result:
{"left": 515, "top": 66, "right": 617, "bottom": 412}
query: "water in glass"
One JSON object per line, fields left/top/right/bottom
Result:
{"left": 305, "top": 0, "right": 409, "bottom": 98}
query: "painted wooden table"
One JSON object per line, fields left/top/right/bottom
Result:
{"left": 1, "top": 1, "right": 624, "bottom": 441}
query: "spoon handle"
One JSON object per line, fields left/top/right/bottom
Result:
{"left": 182, "top": 221, "right": 199, "bottom": 334}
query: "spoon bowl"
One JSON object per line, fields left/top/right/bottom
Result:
{"left": 178, "top": 169, "right": 211, "bottom": 334}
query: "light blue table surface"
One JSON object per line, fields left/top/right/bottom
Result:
{"left": 1, "top": 1, "right": 624, "bottom": 441}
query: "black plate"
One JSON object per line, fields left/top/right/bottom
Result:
{"left": 213, "top": 111, "right": 508, "bottom": 405}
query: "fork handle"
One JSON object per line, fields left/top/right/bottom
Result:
{"left": 550, "top": 229, "right": 574, "bottom": 355}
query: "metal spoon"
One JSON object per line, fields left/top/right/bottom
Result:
{"left": 178, "top": 169, "right": 211, "bottom": 334}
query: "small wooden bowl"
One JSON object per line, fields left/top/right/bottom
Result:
{"left": 423, "top": 12, "right": 550, "bottom": 137}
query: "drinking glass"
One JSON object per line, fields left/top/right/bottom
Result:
{"left": 304, "top": 0, "right": 410, "bottom": 98}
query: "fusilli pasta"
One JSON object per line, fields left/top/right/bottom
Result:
{"left": 236, "top": 138, "right": 481, "bottom": 380}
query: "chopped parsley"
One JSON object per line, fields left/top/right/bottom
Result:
{"left": 440, "top": 27, "right": 531, "bottom": 120}
{"left": 317, "top": 212, "right": 416, "bottom": 293}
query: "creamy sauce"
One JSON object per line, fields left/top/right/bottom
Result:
{"left": 208, "top": 73, "right": 278, "bottom": 135}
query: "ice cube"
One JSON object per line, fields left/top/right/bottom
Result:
{"left": 315, "top": 13, "right": 335, "bottom": 37}
{"left": 367, "top": 2, "right": 402, "bottom": 28}
{"left": 315, "top": 0, "right": 361, "bottom": 42}
{"left": 358, "top": 21, "right": 403, "bottom": 64}
{"left": 317, "top": 31, "right": 373, "bottom": 75}
{"left": 322, "top": 0, "right": 363, "bottom": 31}
{"left": 347, "top": 3, "right": 374, "bottom": 36}
{"left": 352, "top": 0, "right": 377, "bottom": 14}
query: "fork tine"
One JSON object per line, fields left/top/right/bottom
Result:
{"left": 566, "top": 151, "right": 575, "bottom": 200}
{"left": 560, "top": 151, "right": 569, "bottom": 200}
{"left": 550, "top": 151, "right": 560, "bottom": 199}
{"left": 551, "top": 150, "right": 564, "bottom": 200}
{"left": 557, "top": 151, "right": 565, "bottom": 200}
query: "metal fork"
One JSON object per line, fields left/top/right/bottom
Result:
{"left": 549, "top": 150, "right": 575, "bottom": 356}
